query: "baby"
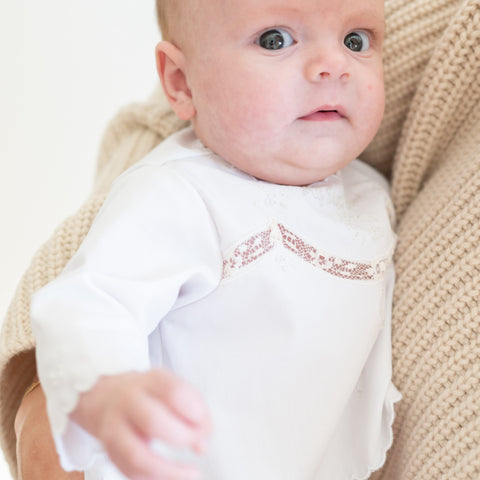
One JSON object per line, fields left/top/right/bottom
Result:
{"left": 32, "top": 0, "right": 400, "bottom": 479}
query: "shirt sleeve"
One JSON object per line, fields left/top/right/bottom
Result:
{"left": 31, "top": 162, "right": 223, "bottom": 470}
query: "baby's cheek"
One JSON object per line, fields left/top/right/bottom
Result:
{"left": 362, "top": 83, "right": 384, "bottom": 125}
{"left": 205, "top": 69, "right": 292, "bottom": 146}
{"left": 249, "top": 89, "right": 293, "bottom": 132}
{"left": 230, "top": 99, "right": 277, "bottom": 138}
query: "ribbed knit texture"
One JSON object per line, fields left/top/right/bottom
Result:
{"left": 1, "top": 1, "right": 479, "bottom": 478}
{"left": 373, "top": 0, "right": 480, "bottom": 478}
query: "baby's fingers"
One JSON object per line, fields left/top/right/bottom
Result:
{"left": 106, "top": 420, "right": 201, "bottom": 480}
{"left": 129, "top": 395, "right": 206, "bottom": 452}
{"left": 148, "top": 370, "right": 212, "bottom": 434}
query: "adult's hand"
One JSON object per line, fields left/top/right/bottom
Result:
{"left": 14, "top": 381, "right": 83, "bottom": 480}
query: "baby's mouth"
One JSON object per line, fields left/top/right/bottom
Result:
{"left": 299, "top": 106, "right": 346, "bottom": 121}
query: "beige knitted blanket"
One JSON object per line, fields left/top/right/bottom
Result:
{"left": 1, "top": 0, "right": 479, "bottom": 478}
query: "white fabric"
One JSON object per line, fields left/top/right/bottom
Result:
{"left": 32, "top": 126, "right": 401, "bottom": 480}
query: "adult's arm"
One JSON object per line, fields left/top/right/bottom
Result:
{"left": 14, "top": 383, "right": 83, "bottom": 480}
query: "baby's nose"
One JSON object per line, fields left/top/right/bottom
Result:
{"left": 304, "top": 47, "right": 350, "bottom": 82}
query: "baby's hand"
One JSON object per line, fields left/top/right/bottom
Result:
{"left": 72, "top": 369, "right": 211, "bottom": 480}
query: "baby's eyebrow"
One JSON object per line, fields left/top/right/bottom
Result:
{"left": 347, "top": 7, "right": 385, "bottom": 27}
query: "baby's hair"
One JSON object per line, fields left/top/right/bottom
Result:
{"left": 156, "top": 0, "right": 172, "bottom": 41}
{"left": 156, "top": 1, "right": 201, "bottom": 45}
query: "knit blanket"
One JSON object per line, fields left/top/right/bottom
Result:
{"left": 1, "top": 0, "right": 479, "bottom": 478}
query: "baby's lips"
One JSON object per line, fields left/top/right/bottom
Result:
{"left": 300, "top": 110, "right": 344, "bottom": 121}
{"left": 300, "top": 104, "right": 347, "bottom": 119}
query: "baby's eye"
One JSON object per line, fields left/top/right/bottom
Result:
{"left": 344, "top": 31, "right": 370, "bottom": 52}
{"left": 258, "top": 29, "right": 294, "bottom": 50}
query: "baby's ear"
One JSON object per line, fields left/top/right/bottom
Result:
{"left": 155, "top": 42, "right": 195, "bottom": 120}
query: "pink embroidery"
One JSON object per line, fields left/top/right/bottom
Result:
{"left": 222, "top": 230, "right": 274, "bottom": 280}
{"left": 222, "top": 222, "right": 388, "bottom": 281}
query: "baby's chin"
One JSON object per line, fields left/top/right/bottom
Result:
{"left": 237, "top": 162, "right": 340, "bottom": 187}
{"left": 194, "top": 125, "right": 354, "bottom": 186}
{"left": 242, "top": 149, "right": 358, "bottom": 186}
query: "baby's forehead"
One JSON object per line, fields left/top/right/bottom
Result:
{"left": 169, "top": 0, "right": 384, "bottom": 34}
{"left": 193, "top": 0, "right": 383, "bottom": 19}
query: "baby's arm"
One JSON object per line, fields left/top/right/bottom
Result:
{"left": 32, "top": 159, "right": 222, "bottom": 476}
{"left": 71, "top": 369, "right": 211, "bottom": 480}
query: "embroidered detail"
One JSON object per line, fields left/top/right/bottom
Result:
{"left": 222, "top": 229, "right": 275, "bottom": 280}
{"left": 222, "top": 221, "right": 389, "bottom": 281}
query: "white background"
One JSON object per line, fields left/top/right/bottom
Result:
{"left": 0, "top": 1, "right": 161, "bottom": 476}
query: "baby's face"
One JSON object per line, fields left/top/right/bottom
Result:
{"left": 178, "top": 0, "right": 385, "bottom": 185}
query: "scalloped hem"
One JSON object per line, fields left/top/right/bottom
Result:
{"left": 351, "top": 382, "right": 402, "bottom": 480}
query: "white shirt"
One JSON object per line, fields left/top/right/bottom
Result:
{"left": 32, "top": 127, "right": 401, "bottom": 480}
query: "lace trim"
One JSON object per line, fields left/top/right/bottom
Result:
{"left": 222, "top": 221, "right": 390, "bottom": 281}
